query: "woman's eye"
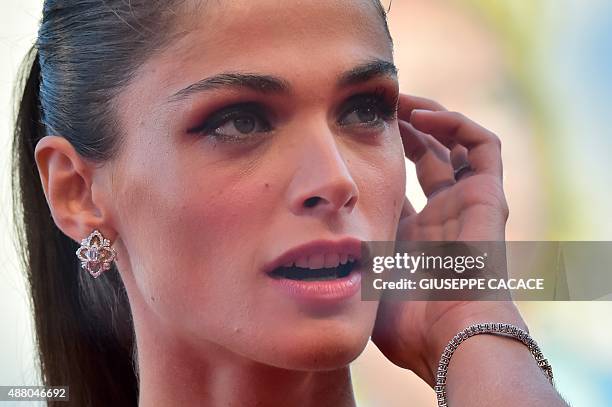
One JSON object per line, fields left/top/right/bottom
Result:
{"left": 340, "top": 103, "right": 380, "bottom": 125}
{"left": 214, "top": 113, "right": 268, "bottom": 137}
{"left": 338, "top": 92, "right": 397, "bottom": 128}
{"left": 189, "top": 103, "right": 272, "bottom": 142}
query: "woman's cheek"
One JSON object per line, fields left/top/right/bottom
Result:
{"left": 122, "top": 165, "right": 260, "bottom": 310}
{"left": 363, "top": 128, "right": 406, "bottom": 237}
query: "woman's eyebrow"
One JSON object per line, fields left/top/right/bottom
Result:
{"left": 167, "top": 58, "right": 397, "bottom": 104}
{"left": 337, "top": 59, "right": 398, "bottom": 87}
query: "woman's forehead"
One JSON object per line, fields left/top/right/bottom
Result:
{"left": 172, "top": 0, "right": 389, "bottom": 55}
{"left": 121, "top": 0, "right": 393, "bottom": 115}
{"left": 176, "top": 0, "right": 387, "bottom": 32}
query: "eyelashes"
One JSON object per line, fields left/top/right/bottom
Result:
{"left": 338, "top": 87, "right": 398, "bottom": 127}
{"left": 187, "top": 102, "right": 273, "bottom": 143}
{"left": 187, "top": 87, "right": 399, "bottom": 143}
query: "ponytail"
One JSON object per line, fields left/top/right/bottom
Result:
{"left": 11, "top": 46, "right": 138, "bottom": 406}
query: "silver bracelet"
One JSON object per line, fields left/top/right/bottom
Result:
{"left": 435, "top": 322, "right": 554, "bottom": 407}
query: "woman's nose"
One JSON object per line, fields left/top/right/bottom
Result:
{"left": 287, "top": 129, "right": 359, "bottom": 217}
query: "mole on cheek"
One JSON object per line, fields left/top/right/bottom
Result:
{"left": 264, "top": 182, "right": 270, "bottom": 189}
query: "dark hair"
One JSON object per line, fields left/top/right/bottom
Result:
{"left": 10, "top": 1, "right": 392, "bottom": 406}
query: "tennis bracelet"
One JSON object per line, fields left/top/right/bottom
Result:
{"left": 435, "top": 322, "right": 554, "bottom": 407}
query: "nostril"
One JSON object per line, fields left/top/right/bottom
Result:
{"left": 344, "top": 195, "right": 357, "bottom": 209}
{"left": 304, "top": 196, "right": 321, "bottom": 208}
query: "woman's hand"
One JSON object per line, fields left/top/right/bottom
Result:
{"left": 371, "top": 94, "right": 527, "bottom": 386}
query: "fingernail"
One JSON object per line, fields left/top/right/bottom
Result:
{"left": 411, "top": 109, "right": 431, "bottom": 115}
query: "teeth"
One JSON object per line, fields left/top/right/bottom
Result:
{"left": 324, "top": 253, "right": 340, "bottom": 268}
{"left": 295, "top": 257, "right": 309, "bottom": 268}
{"left": 340, "top": 253, "right": 348, "bottom": 265}
{"left": 308, "top": 253, "right": 325, "bottom": 269}
{"left": 283, "top": 253, "right": 356, "bottom": 270}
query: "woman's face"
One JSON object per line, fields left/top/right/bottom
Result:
{"left": 106, "top": 0, "right": 405, "bottom": 370}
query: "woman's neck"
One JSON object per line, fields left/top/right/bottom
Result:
{"left": 133, "top": 310, "right": 356, "bottom": 407}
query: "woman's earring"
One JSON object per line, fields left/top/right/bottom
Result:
{"left": 75, "top": 229, "right": 117, "bottom": 278}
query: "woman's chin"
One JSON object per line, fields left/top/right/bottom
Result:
{"left": 261, "top": 330, "right": 371, "bottom": 371}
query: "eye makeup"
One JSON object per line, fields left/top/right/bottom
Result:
{"left": 186, "top": 85, "right": 399, "bottom": 144}
{"left": 187, "top": 101, "right": 273, "bottom": 144}
{"left": 337, "top": 86, "right": 399, "bottom": 129}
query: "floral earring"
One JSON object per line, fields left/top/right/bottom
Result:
{"left": 75, "top": 229, "right": 117, "bottom": 278}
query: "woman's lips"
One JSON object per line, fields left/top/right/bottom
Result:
{"left": 262, "top": 237, "right": 363, "bottom": 274}
{"left": 262, "top": 236, "right": 364, "bottom": 304}
{"left": 266, "top": 262, "right": 362, "bottom": 304}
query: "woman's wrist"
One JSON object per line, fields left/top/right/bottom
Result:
{"left": 434, "top": 322, "right": 554, "bottom": 406}
{"left": 422, "top": 302, "right": 528, "bottom": 387}
{"left": 442, "top": 331, "right": 564, "bottom": 406}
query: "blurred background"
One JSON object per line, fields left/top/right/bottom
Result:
{"left": 1, "top": 0, "right": 611, "bottom": 406}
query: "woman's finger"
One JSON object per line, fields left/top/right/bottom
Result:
{"left": 397, "top": 94, "right": 447, "bottom": 121}
{"left": 409, "top": 110, "right": 502, "bottom": 177}
{"left": 400, "top": 120, "right": 450, "bottom": 163}
{"left": 399, "top": 120, "right": 456, "bottom": 197}
{"left": 450, "top": 144, "right": 472, "bottom": 180}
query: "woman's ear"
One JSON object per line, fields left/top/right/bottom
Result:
{"left": 34, "top": 135, "right": 114, "bottom": 243}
